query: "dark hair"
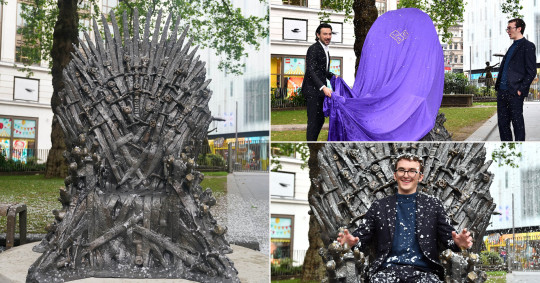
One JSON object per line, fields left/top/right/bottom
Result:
{"left": 315, "top": 23, "right": 332, "bottom": 42}
{"left": 394, "top": 153, "right": 424, "bottom": 173}
{"left": 509, "top": 18, "right": 526, "bottom": 34}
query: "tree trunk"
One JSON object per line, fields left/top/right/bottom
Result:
{"left": 353, "top": 0, "right": 378, "bottom": 76}
{"left": 45, "top": 0, "right": 78, "bottom": 178}
{"left": 301, "top": 143, "right": 325, "bottom": 281}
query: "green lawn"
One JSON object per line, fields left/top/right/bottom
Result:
{"left": 0, "top": 174, "right": 63, "bottom": 234}
{"left": 0, "top": 172, "right": 228, "bottom": 234}
{"left": 271, "top": 279, "right": 318, "bottom": 283}
{"left": 271, "top": 105, "right": 497, "bottom": 141}
{"left": 486, "top": 270, "right": 506, "bottom": 283}
{"left": 200, "top": 172, "right": 228, "bottom": 194}
{"left": 272, "top": 130, "right": 329, "bottom": 142}
{"left": 271, "top": 109, "right": 310, "bottom": 125}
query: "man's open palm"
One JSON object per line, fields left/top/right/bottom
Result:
{"left": 452, "top": 228, "right": 473, "bottom": 249}
{"left": 337, "top": 229, "right": 359, "bottom": 247}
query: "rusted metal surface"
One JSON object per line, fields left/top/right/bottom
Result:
{"left": 27, "top": 9, "right": 238, "bottom": 283}
{"left": 310, "top": 143, "right": 494, "bottom": 283}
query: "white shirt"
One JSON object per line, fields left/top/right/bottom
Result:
{"left": 318, "top": 41, "right": 330, "bottom": 90}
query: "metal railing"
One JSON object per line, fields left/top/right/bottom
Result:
{"left": 197, "top": 141, "right": 269, "bottom": 172}
{"left": 271, "top": 249, "right": 307, "bottom": 277}
{"left": 1, "top": 142, "right": 270, "bottom": 173}
{"left": 0, "top": 149, "right": 49, "bottom": 172}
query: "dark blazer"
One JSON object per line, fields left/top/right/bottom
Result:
{"left": 352, "top": 193, "right": 460, "bottom": 281}
{"left": 301, "top": 42, "right": 334, "bottom": 98}
{"left": 495, "top": 38, "right": 537, "bottom": 97}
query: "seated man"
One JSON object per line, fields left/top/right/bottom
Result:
{"left": 337, "top": 154, "right": 472, "bottom": 282}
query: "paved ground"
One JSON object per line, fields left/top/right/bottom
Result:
{"left": 506, "top": 271, "right": 540, "bottom": 282}
{"left": 0, "top": 243, "right": 268, "bottom": 283}
{"left": 216, "top": 172, "right": 269, "bottom": 255}
{"left": 467, "top": 101, "right": 540, "bottom": 141}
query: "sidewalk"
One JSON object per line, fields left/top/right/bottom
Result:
{"left": 467, "top": 101, "right": 540, "bottom": 141}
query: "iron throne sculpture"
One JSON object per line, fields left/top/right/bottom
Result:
{"left": 309, "top": 143, "right": 496, "bottom": 283}
{"left": 27, "top": 9, "right": 239, "bottom": 282}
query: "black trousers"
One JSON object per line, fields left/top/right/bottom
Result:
{"left": 306, "top": 93, "right": 325, "bottom": 141}
{"left": 370, "top": 265, "right": 441, "bottom": 283}
{"left": 497, "top": 89, "right": 525, "bottom": 141}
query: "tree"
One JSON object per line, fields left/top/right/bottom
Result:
{"left": 18, "top": 0, "right": 268, "bottom": 177}
{"left": 319, "top": 0, "right": 522, "bottom": 74}
{"left": 491, "top": 142, "right": 522, "bottom": 168}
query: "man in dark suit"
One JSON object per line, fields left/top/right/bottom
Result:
{"left": 494, "top": 18, "right": 537, "bottom": 141}
{"left": 302, "top": 23, "right": 335, "bottom": 141}
{"left": 338, "top": 154, "right": 472, "bottom": 282}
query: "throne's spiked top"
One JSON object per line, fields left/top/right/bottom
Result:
{"left": 27, "top": 9, "right": 239, "bottom": 282}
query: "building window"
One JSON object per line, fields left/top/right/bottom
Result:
{"left": 375, "top": 0, "right": 386, "bottom": 16}
{"left": 102, "top": 0, "right": 118, "bottom": 14}
{"left": 271, "top": 55, "right": 342, "bottom": 99}
{"left": 271, "top": 215, "right": 294, "bottom": 263}
{"left": 0, "top": 116, "right": 38, "bottom": 162}
{"left": 16, "top": 0, "right": 40, "bottom": 65}
{"left": 283, "top": 0, "right": 307, "bottom": 6}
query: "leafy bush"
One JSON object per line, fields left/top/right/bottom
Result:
{"left": 480, "top": 251, "right": 503, "bottom": 266}
{"left": 444, "top": 72, "right": 470, "bottom": 94}
{"left": 0, "top": 151, "right": 46, "bottom": 172}
{"left": 197, "top": 153, "right": 226, "bottom": 167}
{"left": 271, "top": 258, "right": 303, "bottom": 276}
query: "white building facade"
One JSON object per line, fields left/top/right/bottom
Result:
{"left": 271, "top": 1, "right": 399, "bottom": 98}
{"left": 0, "top": 1, "right": 55, "bottom": 162}
{"left": 463, "top": 0, "right": 540, "bottom": 79}
{"left": 270, "top": 154, "right": 311, "bottom": 266}
{"left": 204, "top": 0, "right": 270, "bottom": 141}
{"left": 485, "top": 143, "right": 540, "bottom": 232}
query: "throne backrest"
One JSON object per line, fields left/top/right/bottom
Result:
{"left": 309, "top": 143, "right": 496, "bottom": 253}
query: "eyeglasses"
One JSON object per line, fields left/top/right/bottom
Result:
{"left": 395, "top": 168, "right": 420, "bottom": 177}
{"left": 506, "top": 27, "right": 517, "bottom": 31}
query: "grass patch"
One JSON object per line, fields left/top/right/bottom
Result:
{"left": 271, "top": 106, "right": 496, "bottom": 141}
{"left": 0, "top": 173, "right": 228, "bottom": 234}
{"left": 0, "top": 174, "right": 63, "bottom": 234}
{"left": 474, "top": 101, "right": 497, "bottom": 106}
{"left": 200, "top": 173, "right": 227, "bottom": 194}
{"left": 272, "top": 109, "right": 309, "bottom": 125}
{"left": 272, "top": 130, "right": 329, "bottom": 142}
{"left": 271, "top": 279, "right": 318, "bottom": 283}
{"left": 439, "top": 106, "right": 497, "bottom": 140}
{"left": 202, "top": 171, "right": 228, "bottom": 177}
{"left": 486, "top": 270, "right": 506, "bottom": 283}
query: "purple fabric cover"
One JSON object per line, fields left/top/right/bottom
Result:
{"left": 323, "top": 8, "right": 444, "bottom": 141}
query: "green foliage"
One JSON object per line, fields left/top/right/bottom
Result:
{"left": 18, "top": 0, "right": 268, "bottom": 75}
{"left": 501, "top": 0, "right": 523, "bottom": 19}
{"left": 271, "top": 143, "right": 309, "bottom": 171}
{"left": 480, "top": 251, "right": 503, "bottom": 266}
{"left": 197, "top": 153, "right": 226, "bottom": 167}
{"left": 492, "top": 143, "right": 522, "bottom": 168}
{"left": 320, "top": 0, "right": 522, "bottom": 45}
{"left": 319, "top": 0, "right": 354, "bottom": 22}
{"left": 0, "top": 151, "right": 46, "bottom": 172}
{"left": 444, "top": 72, "right": 469, "bottom": 94}
{"left": 398, "top": 0, "right": 464, "bottom": 44}
{"left": 271, "top": 258, "right": 303, "bottom": 276}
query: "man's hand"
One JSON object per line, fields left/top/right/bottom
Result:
{"left": 323, "top": 86, "right": 332, "bottom": 97}
{"left": 518, "top": 90, "right": 522, "bottom": 96}
{"left": 337, "top": 229, "right": 359, "bottom": 247}
{"left": 452, "top": 228, "right": 473, "bottom": 249}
